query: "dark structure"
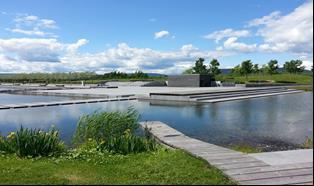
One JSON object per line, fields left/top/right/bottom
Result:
{"left": 167, "top": 74, "right": 211, "bottom": 87}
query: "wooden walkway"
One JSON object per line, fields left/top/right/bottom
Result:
{"left": 141, "top": 121, "right": 313, "bottom": 185}
{"left": 0, "top": 97, "right": 137, "bottom": 110}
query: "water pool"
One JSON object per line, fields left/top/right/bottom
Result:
{"left": 0, "top": 92, "right": 312, "bottom": 151}
{"left": 0, "top": 93, "right": 83, "bottom": 105}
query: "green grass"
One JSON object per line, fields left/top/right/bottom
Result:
{"left": 300, "top": 138, "right": 313, "bottom": 149}
{"left": 230, "top": 144, "right": 262, "bottom": 154}
{"left": 216, "top": 73, "right": 313, "bottom": 85}
{"left": 290, "top": 85, "right": 313, "bottom": 92}
{"left": 0, "top": 149, "right": 235, "bottom": 185}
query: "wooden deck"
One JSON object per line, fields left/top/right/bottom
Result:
{"left": 141, "top": 121, "right": 313, "bottom": 185}
{"left": 0, "top": 97, "right": 137, "bottom": 110}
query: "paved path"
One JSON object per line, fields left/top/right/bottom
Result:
{"left": 141, "top": 121, "right": 313, "bottom": 185}
{"left": 0, "top": 97, "right": 137, "bottom": 110}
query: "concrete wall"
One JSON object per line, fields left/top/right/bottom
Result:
{"left": 168, "top": 74, "right": 211, "bottom": 87}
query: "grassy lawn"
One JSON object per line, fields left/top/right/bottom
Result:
{"left": 0, "top": 149, "right": 235, "bottom": 185}
{"left": 216, "top": 73, "right": 313, "bottom": 84}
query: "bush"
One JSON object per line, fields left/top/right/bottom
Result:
{"left": 73, "top": 107, "right": 140, "bottom": 145}
{"left": 73, "top": 108, "right": 158, "bottom": 154}
{"left": 0, "top": 127, "right": 65, "bottom": 157}
{"left": 98, "top": 128, "right": 158, "bottom": 155}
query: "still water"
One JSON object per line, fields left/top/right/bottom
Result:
{"left": 0, "top": 93, "right": 82, "bottom": 105}
{"left": 0, "top": 93, "right": 312, "bottom": 151}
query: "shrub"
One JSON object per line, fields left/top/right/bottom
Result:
{"left": 0, "top": 127, "right": 65, "bottom": 157}
{"left": 73, "top": 108, "right": 158, "bottom": 154}
{"left": 98, "top": 129, "right": 158, "bottom": 155}
{"left": 300, "top": 138, "right": 313, "bottom": 149}
{"left": 73, "top": 107, "right": 140, "bottom": 144}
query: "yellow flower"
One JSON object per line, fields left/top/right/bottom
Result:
{"left": 7, "top": 132, "right": 16, "bottom": 139}
{"left": 88, "top": 138, "right": 93, "bottom": 141}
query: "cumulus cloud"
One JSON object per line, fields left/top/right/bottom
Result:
{"left": 0, "top": 39, "right": 232, "bottom": 74}
{"left": 66, "top": 39, "right": 89, "bottom": 53}
{"left": 0, "top": 38, "right": 68, "bottom": 62}
{"left": 154, "top": 30, "right": 170, "bottom": 39}
{"left": 203, "top": 29, "right": 250, "bottom": 43}
{"left": 251, "top": 0, "right": 313, "bottom": 55}
{"left": 223, "top": 37, "right": 257, "bottom": 53}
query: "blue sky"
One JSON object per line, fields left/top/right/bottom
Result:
{"left": 0, "top": 0, "right": 312, "bottom": 74}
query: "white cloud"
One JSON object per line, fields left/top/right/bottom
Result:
{"left": 250, "top": 0, "right": 313, "bottom": 55}
{"left": 203, "top": 29, "right": 250, "bottom": 43}
{"left": 0, "top": 39, "right": 232, "bottom": 74}
{"left": 7, "top": 14, "right": 58, "bottom": 37}
{"left": 223, "top": 37, "right": 257, "bottom": 53}
{"left": 66, "top": 39, "right": 89, "bottom": 53}
{"left": 0, "top": 38, "right": 66, "bottom": 62}
{"left": 247, "top": 11, "right": 281, "bottom": 27}
{"left": 154, "top": 30, "right": 170, "bottom": 39}
{"left": 5, "top": 28, "right": 57, "bottom": 38}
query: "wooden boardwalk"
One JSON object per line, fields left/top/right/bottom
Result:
{"left": 141, "top": 121, "right": 313, "bottom": 185}
{"left": 0, "top": 97, "right": 137, "bottom": 110}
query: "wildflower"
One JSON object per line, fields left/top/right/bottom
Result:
{"left": 7, "top": 132, "right": 15, "bottom": 139}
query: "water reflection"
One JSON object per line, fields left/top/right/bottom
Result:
{"left": 0, "top": 93, "right": 312, "bottom": 151}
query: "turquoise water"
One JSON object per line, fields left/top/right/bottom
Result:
{"left": 0, "top": 92, "right": 312, "bottom": 151}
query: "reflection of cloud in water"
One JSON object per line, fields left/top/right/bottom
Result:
{"left": 0, "top": 93, "right": 312, "bottom": 148}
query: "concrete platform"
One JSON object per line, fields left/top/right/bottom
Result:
{"left": 249, "top": 149, "right": 313, "bottom": 166}
{"left": 35, "top": 86, "right": 242, "bottom": 97}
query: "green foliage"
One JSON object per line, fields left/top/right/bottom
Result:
{"left": 240, "top": 60, "right": 254, "bottom": 78}
{"left": 209, "top": 59, "right": 221, "bottom": 76}
{"left": 266, "top": 59, "right": 279, "bottom": 75}
{"left": 182, "top": 68, "right": 194, "bottom": 74}
{"left": 300, "top": 137, "right": 313, "bottom": 149}
{"left": 183, "top": 58, "right": 221, "bottom": 76}
{"left": 0, "top": 149, "right": 235, "bottom": 185}
{"left": 192, "top": 58, "right": 210, "bottom": 75}
{"left": 253, "top": 64, "right": 259, "bottom": 74}
{"left": 231, "top": 144, "right": 262, "bottom": 153}
{"left": 73, "top": 108, "right": 157, "bottom": 154}
{"left": 0, "top": 127, "right": 65, "bottom": 157}
{"left": 215, "top": 73, "right": 313, "bottom": 85}
{"left": 103, "top": 70, "right": 149, "bottom": 79}
{"left": 284, "top": 60, "right": 305, "bottom": 74}
{"left": 98, "top": 129, "right": 158, "bottom": 155}
{"left": 0, "top": 72, "right": 98, "bottom": 84}
{"left": 73, "top": 107, "right": 140, "bottom": 145}
{"left": 231, "top": 65, "right": 242, "bottom": 75}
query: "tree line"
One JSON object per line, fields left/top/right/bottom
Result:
{"left": 0, "top": 70, "right": 151, "bottom": 83}
{"left": 184, "top": 58, "right": 309, "bottom": 78}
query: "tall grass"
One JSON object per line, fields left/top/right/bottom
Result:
{"left": 0, "top": 127, "right": 65, "bottom": 157}
{"left": 73, "top": 107, "right": 157, "bottom": 154}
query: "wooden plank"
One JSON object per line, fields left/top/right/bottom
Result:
{"left": 209, "top": 157, "right": 260, "bottom": 165}
{"left": 240, "top": 175, "right": 313, "bottom": 185}
{"left": 143, "top": 121, "right": 313, "bottom": 185}
{"left": 217, "top": 161, "right": 269, "bottom": 170}
{"left": 233, "top": 168, "right": 313, "bottom": 181}
{"left": 226, "top": 162, "right": 313, "bottom": 175}
{"left": 292, "top": 181, "right": 313, "bottom": 185}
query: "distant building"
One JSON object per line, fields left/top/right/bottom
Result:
{"left": 167, "top": 74, "right": 211, "bottom": 87}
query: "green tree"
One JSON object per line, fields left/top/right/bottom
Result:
{"left": 253, "top": 64, "right": 259, "bottom": 74}
{"left": 209, "top": 59, "right": 221, "bottom": 76}
{"left": 192, "top": 58, "right": 210, "bottom": 75}
{"left": 231, "top": 65, "right": 241, "bottom": 75}
{"left": 240, "top": 60, "right": 253, "bottom": 79}
{"left": 266, "top": 60, "right": 279, "bottom": 75}
{"left": 182, "top": 68, "right": 194, "bottom": 74}
{"left": 284, "top": 60, "right": 305, "bottom": 74}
